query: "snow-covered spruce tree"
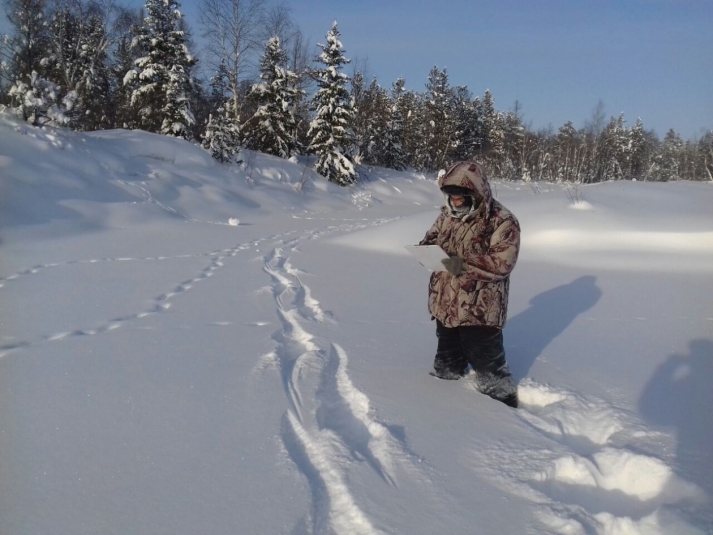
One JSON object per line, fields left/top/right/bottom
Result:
{"left": 450, "top": 86, "right": 478, "bottom": 163}
{"left": 201, "top": 64, "right": 241, "bottom": 162}
{"left": 679, "top": 139, "right": 698, "bottom": 182}
{"left": 351, "top": 76, "right": 391, "bottom": 166}
{"left": 596, "top": 114, "right": 630, "bottom": 181}
{"left": 365, "top": 79, "right": 390, "bottom": 164}
{"left": 629, "top": 118, "right": 652, "bottom": 181}
{"left": 113, "top": 32, "right": 138, "bottom": 128}
{"left": 696, "top": 131, "right": 713, "bottom": 182}
{"left": 281, "top": 29, "right": 312, "bottom": 143}
{"left": 45, "top": 6, "right": 111, "bottom": 130}
{"left": 307, "top": 21, "right": 357, "bottom": 186}
{"left": 479, "top": 89, "right": 505, "bottom": 176}
{"left": 350, "top": 71, "right": 368, "bottom": 158}
{"left": 202, "top": 106, "right": 241, "bottom": 162}
{"left": 392, "top": 78, "right": 422, "bottom": 169}
{"left": 126, "top": 0, "right": 197, "bottom": 139}
{"left": 0, "top": 0, "right": 49, "bottom": 88}
{"left": 7, "top": 70, "right": 69, "bottom": 126}
{"left": 243, "top": 37, "right": 302, "bottom": 158}
{"left": 420, "top": 66, "right": 458, "bottom": 172}
{"left": 0, "top": 0, "right": 64, "bottom": 126}
{"left": 207, "top": 60, "right": 231, "bottom": 112}
{"left": 501, "top": 109, "right": 525, "bottom": 181}
{"left": 374, "top": 80, "right": 407, "bottom": 171}
{"left": 554, "top": 121, "right": 583, "bottom": 183}
{"left": 650, "top": 129, "right": 683, "bottom": 182}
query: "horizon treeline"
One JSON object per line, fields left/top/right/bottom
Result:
{"left": 1, "top": 0, "right": 711, "bottom": 184}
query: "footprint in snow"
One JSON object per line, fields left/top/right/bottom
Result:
{"left": 474, "top": 380, "right": 708, "bottom": 535}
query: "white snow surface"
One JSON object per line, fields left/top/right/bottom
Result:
{"left": 1, "top": 114, "right": 712, "bottom": 535}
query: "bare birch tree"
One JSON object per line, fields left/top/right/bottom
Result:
{"left": 260, "top": 2, "right": 292, "bottom": 45}
{"left": 198, "top": 0, "right": 265, "bottom": 120}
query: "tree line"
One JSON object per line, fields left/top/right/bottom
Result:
{"left": 1, "top": 0, "right": 711, "bottom": 185}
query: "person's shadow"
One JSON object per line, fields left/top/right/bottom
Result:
{"left": 504, "top": 275, "right": 602, "bottom": 380}
{"left": 638, "top": 340, "right": 713, "bottom": 496}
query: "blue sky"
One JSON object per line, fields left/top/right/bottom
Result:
{"left": 283, "top": 0, "right": 712, "bottom": 140}
{"left": 173, "top": 0, "right": 713, "bottom": 139}
{"left": 3, "top": 0, "right": 711, "bottom": 139}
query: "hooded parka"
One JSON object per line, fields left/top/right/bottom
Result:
{"left": 420, "top": 161, "right": 520, "bottom": 328}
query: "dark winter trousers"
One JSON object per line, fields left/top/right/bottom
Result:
{"left": 433, "top": 320, "right": 518, "bottom": 408}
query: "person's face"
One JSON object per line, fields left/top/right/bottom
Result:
{"left": 449, "top": 195, "right": 466, "bottom": 207}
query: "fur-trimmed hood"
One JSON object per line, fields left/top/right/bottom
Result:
{"left": 438, "top": 161, "right": 493, "bottom": 219}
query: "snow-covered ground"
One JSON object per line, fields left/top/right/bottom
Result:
{"left": 1, "top": 114, "right": 712, "bottom": 535}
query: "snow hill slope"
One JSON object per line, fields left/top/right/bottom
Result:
{"left": 1, "top": 114, "right": 712, "bottom": 535}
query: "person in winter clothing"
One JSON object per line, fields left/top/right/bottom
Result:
{"left": 419, "top": 161, "right": 520, "bottom": 408}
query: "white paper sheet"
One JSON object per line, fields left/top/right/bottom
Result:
{"left": 404, "top": 245, "right": 449, "bottom": 272}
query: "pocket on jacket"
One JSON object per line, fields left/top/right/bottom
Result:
{"left": 476, "top": 283, "right": 503, "bottom": 325}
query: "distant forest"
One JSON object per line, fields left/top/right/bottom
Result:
{"left": 2, "top": 0, "right": 711, "bottom": 184}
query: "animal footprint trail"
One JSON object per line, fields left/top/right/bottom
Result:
{"left": 0, "top": 226, "right": 305, "bottom": 294}
{"left": 0, "top": 231, "right": 300, "bottom": 359}
{"left": 0, "top": 251, "right": 221, "bottom": 291}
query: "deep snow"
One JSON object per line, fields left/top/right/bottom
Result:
{"left": 1, "top": 114, "right": 712, "bottom": 535}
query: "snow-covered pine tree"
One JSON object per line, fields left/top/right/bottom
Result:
{"left": 531, "top": 128, "right": 554, "bottom": 182}
{"left": 679, "top": 139, "right": 698, "bottom": 182}
{"left": 0, "top": 0, "right": 49, "bottom": 87}
{"left": 696, "top": 131, "right": 713, "bottom": 182}
{"left": 1, "top": 0, "right": 58, "bottom": 124}
{"left": 351, "top": 76, "right": 390, "bottom": 166}
{"left": 7, "top": 70, "right": 68, "bottom": 126}
{"left": 113, "top": 31, "right": 139, "bottom": 129}
{"left": 451, "top": 86, "right": 478, "bottom": 163}
{"left": 554, "top": 121, "right": 582, "bottom": 183}
{"left": 126, "top": 0, "right": 197, "bottom": 139}
{"left": 78, "top": 15, "right": 111, "bottom": 130}
{"left": 307, "top": 21, "right": 357, "bottom": 186}
{"left": 207, "top": 61, "right": 230, "bottom": 111}
{"left": 501, "top": 109, "right": 525, "bottom": 181}
{"left": 201, "top": 64, "right": 240, "bottom": 161}
{"left": 281, "top": 34, "right": 311, "bottom": 150}
{"left": 391, "top": 78, "right": 421, "bottom": 170}
{"left": 350, "top": 71, "right": 368, "bottom": 158}
{"left": 365, "top": 79, "right": 391, "bottom": 164}
{"left": 46, "top": 6, "right": 111, "bottom": 130}
{"left": 420, "top": 66, "right": 457, "bottom": 172}
{"left": 188, "top": 78, "right": 213, "bottom": 141}
{"left": 243, "top": 37, "right": 302, "bottom": 158}
{"left": 479, "top": 89, "right": 505, "bottom": 176}
{"left": 596, "top": 114, "right": 630, "bottom": 181}
{"left": 375, "top": 79, "right": 407, "bottom": 171}
{"left": 629, "top": 118, "right": 651, "bottom": 181}
{"left": 202, "top": 106, "right": 240, "bottom": 162}
{"left": 651, "top": 129, "right": 683, "bottom": 181}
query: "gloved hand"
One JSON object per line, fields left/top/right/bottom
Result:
{"left": 441, "top": 255, "right": 463, "bottom": 276}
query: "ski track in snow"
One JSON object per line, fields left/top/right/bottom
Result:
{"left": 0, "top": 231, "right": 304, "bottom": 358}
{"left": 256, "top": 220, "right": 422, "bottom": 535}
{"left": 475, "top": 379, "right": 709, "bottom": 534}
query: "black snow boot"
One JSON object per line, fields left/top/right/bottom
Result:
{"left": 434, "top": 321, "right": 518, "bottom": 408}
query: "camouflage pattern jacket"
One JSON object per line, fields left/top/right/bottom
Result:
{"left": 419, "top": 162, "right": 520, "bottom": 328}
